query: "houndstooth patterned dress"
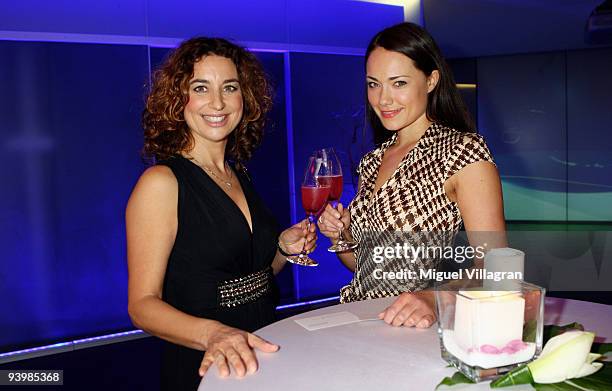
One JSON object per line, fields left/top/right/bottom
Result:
{"left": 341, "top": 123, "right": 494, "bottom": 303}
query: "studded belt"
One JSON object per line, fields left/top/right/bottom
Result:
{"left": 218, "top": 266, "right": 272, "bottom": 308}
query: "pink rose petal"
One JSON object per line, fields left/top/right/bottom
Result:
{"left": 480, "top": 344, "right": 501, "bottom": 354}
{"left": 478, "top": 340, "right": 528, "bottom": 355}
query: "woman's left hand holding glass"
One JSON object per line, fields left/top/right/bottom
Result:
{"left": 278, "top": 219, "right": 317, "bottom": 255}
{"left": 378, "top": 291, "right": 436, "bottom": 328}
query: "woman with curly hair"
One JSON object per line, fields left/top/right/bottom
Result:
{"left": 126, "top": 37, "right": 315, "bottom": 390}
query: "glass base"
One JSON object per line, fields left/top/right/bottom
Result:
{"left": 286, "top": 254, "right": 318, "bottom": 267}
{"left": 328, "top": 240, "right": 358, "bottom": 253}
{"left": 440, "top": 343, "right": 531, "bottom": 383}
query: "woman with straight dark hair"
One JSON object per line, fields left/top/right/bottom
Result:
{"left": 318, "top": 22, "right": 506, "bottom": 328}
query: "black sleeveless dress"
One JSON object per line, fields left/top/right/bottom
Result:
{"left": 158, "top": 156, "right": 279, "bottom": 391}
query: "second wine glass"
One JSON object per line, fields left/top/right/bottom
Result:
{"left": 286, "top": 156, "right": 330, "bottom": 267}
{"left": 313, "top": 148, "right": 358, "bottom": 252}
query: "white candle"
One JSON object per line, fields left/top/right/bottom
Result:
{"left": 455, "top": 290, "right": 524, "bottom": 350}
{"left": 442, "top": 290, "right": 536, "bottom": 369}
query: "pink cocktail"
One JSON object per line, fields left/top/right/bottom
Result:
{"left": 301, "top": 185, "right": 331, "bottom": 215}
{"left": 316, "top": 175, "right": 343, "bottom": 202}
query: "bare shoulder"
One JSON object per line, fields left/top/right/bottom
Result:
{"left": 134, "top": 165, "right": 176, "bottom": 194}
{"left": 126, "top": 165, "right": 179, "bottom": 307}
{"left": 452, "top": 159, "right": 499, "bottom": 187}
{"left": 127, "top": 165, "right": 177, "bottom": 213}
{"left": 139, "top": 165, "right": 176, "bottom": 187}
{"left": 446, "top": 160, "right": 499, "bottom": 202}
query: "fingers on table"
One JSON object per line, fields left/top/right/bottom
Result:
{"left": 199, "top": 353, "right": 215, "bottom": 377}
{"left": 247, "top": 333, "right": 279, "bottom": 353}
{"left": 214, "top": 352, "right": 231, "bottom": 377}
{"left": 199, "top": 333, "right": 278, "bottom": 379}
{"left": 198, "top": 349, "right": 234, "bottom": 377}
{"left": 224, "top": 347, "right": 247, "bottom": 377}
{"left": 235, "top": 342, "right": 259, "bottom": 374}
{"left": 219, "top": 336, "right": 260, "bottom": 377}
{"left": 199, "top": 350, "right": 232, "bottom": 378}
{"left": 416, "top": 313, "right": 435, "bottom": 328}
{"left": 379, "top": 294, "right": 434, "bottom": 328}
{"left": 386, "top": 307, "right": 415, "bottom": 327}
{"left": 378, "top": 293, "right": 411, "bottom": 323}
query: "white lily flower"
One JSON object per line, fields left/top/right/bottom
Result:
{"left": 528, "top": 330, "right": 603, "bottom": 383}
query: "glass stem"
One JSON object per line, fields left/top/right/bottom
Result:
{"left": 333, "top": 201, "right": 345, "bottom": 244}
{"left": 300, "top": 215, "right": 313, "bottom": 256}
{"left": 337, "top": 226, "right": 345, "bottom": 244}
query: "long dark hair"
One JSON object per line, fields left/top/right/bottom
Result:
{"left": 365, "top": 22, "right": 475, "bottom": 145}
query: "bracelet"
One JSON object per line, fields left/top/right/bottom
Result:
{"left": 277, "top": 241, "right": 293, "bottom": 257}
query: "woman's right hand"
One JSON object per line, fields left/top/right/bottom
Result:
{"left": 199, "top": 322, "right": 279, "bottom": 379}
{"left": 317, "top": 203, "right": 351, "bottom": 242}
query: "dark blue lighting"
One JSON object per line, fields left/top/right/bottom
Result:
{"left": 283, "top": 52, "right": 301, "bottom": 301}
{"left": 0, "top": 0, "right": 404, "bottom": 358}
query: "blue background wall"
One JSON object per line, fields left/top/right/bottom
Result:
{"left": 0, "top": 0, "right": 403, "bottom": 352}
{"left": 0, "top": 41, "right": 148, "bottom": 350}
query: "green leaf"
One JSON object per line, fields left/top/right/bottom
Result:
{"left": 532, "top": 362, "right": 612, "bottom": 391}
{"left": 569, "top": 362, "right": 612, "bottom": 390}
{"left": 543, "top": 323, "right": 584, "bottom": 344}
{"left": 591, "top": 342, "right": 612, "bottom": 355}
{"left": 490, "top": 365, "right": 533, "bottom": 388}
{"left": 532, "top": 383, "right": 575, "bottom": 390}
{"left": 436, "top": 371, "right": 476, "bottom": 389}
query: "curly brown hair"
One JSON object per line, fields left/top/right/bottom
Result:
{"left": 142, "top": 37, "right": 273, "bottom": 167}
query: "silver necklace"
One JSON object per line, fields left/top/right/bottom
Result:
{"left": 188, "top": 156, "right": 233, "bottom": 188}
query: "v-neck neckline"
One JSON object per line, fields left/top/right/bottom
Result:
{"left": 368, "top": 123, "right": 437, "bottom": 203}
{"left": 181, "top": 156, "right": 254, "bottom": 236}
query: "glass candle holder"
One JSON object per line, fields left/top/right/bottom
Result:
{"left": 435, "top": 280, "right": 545, "bottom": 382}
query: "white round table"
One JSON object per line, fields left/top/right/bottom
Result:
{"left": 199, "top": 297, "right": 612, "bottom": 390}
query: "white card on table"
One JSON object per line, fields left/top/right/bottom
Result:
{"left": 294, "top": 311, "right": 362, "bottom": 331}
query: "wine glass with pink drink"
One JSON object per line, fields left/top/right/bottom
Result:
{"left": 287, "top": 156, "right": 331, "bottom": 267}
{"left": 314, "top": 148, "right": 358, "bottom": 253}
